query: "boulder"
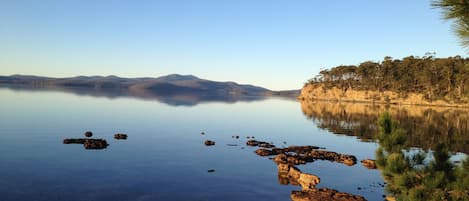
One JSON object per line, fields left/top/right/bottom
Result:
{"left": 298, "top": 173, "right": 320, "bottom": 190}
{"left": 288, "top": 166, "right": 302, "bottom": 181}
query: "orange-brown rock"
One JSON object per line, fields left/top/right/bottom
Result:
{"left": 306, "top": 150, "right": 357, "bottom": 166}
{"left": 255, "top": 148, "right": 284, "bottom": 156}
{"left": 298, "top": 173, "right": 320, "bottom": 190}
{"left": 278, "top": 163, "right": 290, "bottom": 173}
{"left": 204, "top": 140, "right": 215, "bottom": 146}
{"left": 360, "top": 159, "right": 377, "bottom": 169}
{"left": 291, "top": 188, "right": 367, "bottom": 201}
{"left": 288, "top": 166, "right": 302, "bottom": 183}
{"left": 246, "top": 140, "right": 275, "bottom": 148}
{"left": 384, "top": 196, "right": 396, "bottom": 201}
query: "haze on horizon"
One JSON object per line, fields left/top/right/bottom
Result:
{"left": 0, "top": 0, "right": 466, "bottom": 90}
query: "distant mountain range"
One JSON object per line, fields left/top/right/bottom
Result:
{"left": 0, "top": 74, "right": 299, "bottom": 106}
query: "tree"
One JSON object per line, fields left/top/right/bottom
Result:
{"left": 432, "top": 0, "right": 469, "bottom": 51}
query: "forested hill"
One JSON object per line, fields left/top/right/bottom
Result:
{"left": 307, "top": 56, "right": 469, "bottom": 102}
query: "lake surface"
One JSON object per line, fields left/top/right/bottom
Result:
{"left": 0, "top": 88, "right": 466, "bottom": 201}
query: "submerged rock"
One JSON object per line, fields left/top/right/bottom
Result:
{"left": 84, "top": 131, "right": 93, "bottom": 137}
{"left": 360, "top": 159, "right": 377, "bottom": 169}
{"left": 204, "top": 140, "right": 215, "bottom": 146}
{"left": 291, "top": 189, "right": 367, "bottom": 201}
{"left": 63, "top": 138, "right": 86, "bottom": 144}
{"left": 256, "top": 146, "right": 357, "bottom": 166}
{"left": 114, "top": 133, "right": 128, "bottom": 140}
{"left": 246, "top": 140, "right": 275, "bottom": 148}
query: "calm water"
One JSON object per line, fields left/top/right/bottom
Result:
{"left": 0, "top": 88, "right": 400, "bottom": 201}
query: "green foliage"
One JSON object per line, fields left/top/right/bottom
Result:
{"left": 432, "top": 0, "right": 469, "bottom": 51}
{"left": 375, "top": 112, "right": 469, "bottom": 201}
{"left": 378, "top": 111, "right": 393, "bottom": 135}
{"left": 311, "top": 56, "right": 469, "bottom": 102}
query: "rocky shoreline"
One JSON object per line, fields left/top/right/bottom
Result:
{"left": 245, "top": 139, "right": 367, "bottom": 201}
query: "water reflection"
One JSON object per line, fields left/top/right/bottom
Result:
{"left": 300, "top": 100, "right": 469, "bottom": 154}
{"left": 0, "top": 85, "right": 271, "bottom": 106}
{"left": 375, "top": 112, "right": 469, "bottom": 201}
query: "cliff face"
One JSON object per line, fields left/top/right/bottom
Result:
{"left": 298, "top": 83, "right": 468, "bottom": 107}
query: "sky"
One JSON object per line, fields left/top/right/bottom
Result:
{"left": 0, "top": 0, "right": 466, "bottom": 90}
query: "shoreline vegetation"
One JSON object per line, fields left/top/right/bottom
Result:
{"left": 299, "top": 56, "right": 469, "bottom": 108}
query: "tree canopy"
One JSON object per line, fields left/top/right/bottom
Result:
{"left": 309, "top": 56, "right": 469, "bottom": 102}
{"left": 432, "top": 0, "right": 469, "bottom": 51}
{"left": 375, "top": 112, "right": 469, "bottom": 201}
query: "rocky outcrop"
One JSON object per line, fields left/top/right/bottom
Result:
{"left": 299, "top": 83, "right": 468, "bottom": 107}
{"left": 251, "top": 140, "right": 366, "bottom": 201}
{"left": 255, "top": 146, "right": 357, "bottom": 166}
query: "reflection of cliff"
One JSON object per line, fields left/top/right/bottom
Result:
{"left": 300, "top": 100, "right": 469, "bottom": 154}
{"left": 0, "top": 85, "right": 271, "bottom": 106}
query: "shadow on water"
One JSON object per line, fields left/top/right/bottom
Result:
{"left": 300, "top": 100, "right": 469, "bottom": 154}
{"left": 0, "top": 85, "right": 281, "bottom": 106}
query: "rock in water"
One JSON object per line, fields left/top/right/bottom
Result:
{"left": 298, "top": 173, "right": 320, "bottom": 190}
{"left": 83, "top": 139, "right": 108, "bottom": 149}
{"left": 84, "top": 131, "right": 93, "bottom": 137}
{"left": 114, "top": 133, "right": 128, "bottom": 140}
{"left": 360, "top": 159, "right": 377, "bottom": 169}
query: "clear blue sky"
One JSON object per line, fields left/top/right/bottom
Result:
{"left": 0, "top": 0, "right": 466, "bottom": 90}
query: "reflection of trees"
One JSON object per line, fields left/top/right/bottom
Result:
{"left": 376, "top": 112, "right": 469, "bottom": 201}
{"left": 301, "top": 100, "right": 469, "bottom": 153}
